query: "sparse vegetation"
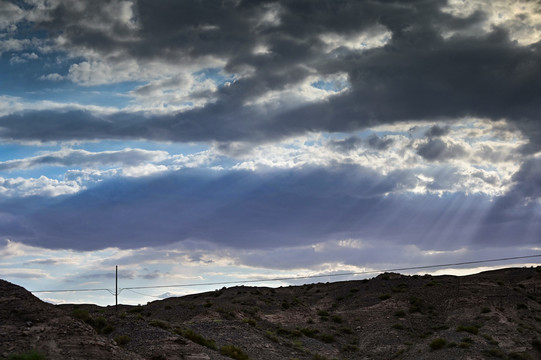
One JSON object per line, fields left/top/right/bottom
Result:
{"left": 178, "top": 329, "right": 217, "bottom": 350}
{"left": 300, "top": 328, "right": 319, "bottom": 338}
{"left": 508, "top": 352, "right": 532, "bottom": 360}
{"left": 317, "top": 334, "right": 335, "bottom": 343}
{"left": 114, "top": 335, "right": 131, "bottom": 346}
{"left": 6, "top": 350, "right": 46, "bottom": 360}
{"left": 456, "top": 325, "right": 479, "bottom": 335}
{"left": 242, "top": 318, "right": 257, "bottom": 327}
{"left": 149, "top": 320, "right": 170, "bottom": 329}
{"left": 220, "top": 345, "right": 250, "bottom": 360}
{"left": 4, "top": 266, "right": 541, "bottom": 360}
{"left": 429, "top": 338, "right": 446, "bottom": 350}
{"left": 483, "top": 348, "right": 505, "bottom": 358}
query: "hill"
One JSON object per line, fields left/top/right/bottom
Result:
{"left": 2, "top": 267, "right": 541, "bottom": 359}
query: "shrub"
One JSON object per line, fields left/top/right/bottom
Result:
{"left": 242, "top": 318, "right": 257, "bottom": 327}
{"left": 409, "top": 297, "right": 425, "bottom": 313}
{"left": 300, "top": 328, "right": 319, "bottom": 338}
{"left": 517, "top": 303, "right": 528, "bottom": 310}
{"left": 72, "top": 309, "right": 91, "bottom": 323}
{"left": 331, "top": 315, "right": 343, "bottom": 323}
{"left": 102, "top": 324, "right": 115, "bottom": 334}
{"left": 317, "top": 310, "right": 329, "bottom": 317}
{"left": 318, "top": 334, "right": 335, "bottom": 343}
{"left": 392, "top": 324, "right": 405, "bottom": 330}
{"left": 181, "top": 329, "right": 217, "bottom": 350}
{"left": 456, "top": 325, "right": 479, "bottom": 335}
{"left": 483, "top": 348, "right": 505, "bottom": 358}
{"left": 114, "top": 335, "right": 131, "bottom": 346}
{"left": 429, "top": 338, "right": 446, "bottom": 350}
{"left": 379, "top": 294, "right": 391, "bottom": 300}
{"left": 481, "top": 307, "right": 491, "bottom": 314}
{"left": 149, "top": 320, "right": 170, "bottom": 329}
{"left": 392, "top": 283, "right": 409, "bottom": 293}
{"left": 220, "top": 345, "right": 250, "bottom": 360}
{"left": 508, "top": 352, "right": 532, "bottom": 360}
{"left": 7, "top": 350, "right": 46, "bottom": 360}
{"left": 343, "top": 344, "right": 359, "bottom": 352}
{"left": 265, "top": 330, "right": 279, "bottom": 343}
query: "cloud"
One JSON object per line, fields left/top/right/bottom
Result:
{"left": 1, "top": 165, "right": 538, "bottom": 253}
{"left": 0, "top": 0, "right": 537, "bottom": 154}
{"left": 0, "top": 148, "right": 169, "bottom": 172}
{"left": 416, "top": 138, "right": 468, "bottom": 161}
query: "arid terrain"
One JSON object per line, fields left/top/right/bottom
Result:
{"left": 2, "top": 267, "right": 541, "bottom": 359}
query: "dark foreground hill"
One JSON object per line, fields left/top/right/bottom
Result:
{"left": 2, "top": 267, "right": 541, "bottom": 360}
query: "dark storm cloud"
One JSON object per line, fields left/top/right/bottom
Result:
{"left": 367, "top": 134, "right": 394, "bottom": 150}
{"left": 425, "top": 125, "right": 450, "bottom": 138}
{"left": 0, "top": 166, "right": 538, "bottom": 252}
{"left": 416, "top": 138, "right": 467, "bottom": 161}
{"left": 0, "top": 0, "right": 539, "bottom": 152}
{"left": 328, "top": 134, "right": 393, "bottom": 153}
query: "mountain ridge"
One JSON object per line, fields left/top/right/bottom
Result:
{"left": 2, "top": 266, "right": 541, "bottom": 359}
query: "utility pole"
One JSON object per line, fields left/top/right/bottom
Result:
{"left": 116, "top": 265, "right": 118, "bottom": 312}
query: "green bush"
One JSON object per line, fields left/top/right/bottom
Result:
{"left": 456, "top": 325, "right": 479, "bottom": 335}
{"left": 483, "top": 348, "right": 505, "bottom": 358}
{"left": 429, "top": 338, "right": 446, "bottom": 350}
{"left": 114, "top": 335, "right": 131, "bottom": 346}
{"left": 102, "top": 324, "right": 115, "bottom": 334}
{"left": 220, "top": 345, "right": 250, "bottom": 360}
{"left": 7, "top": 350, "right": 46, "bottom": 360}
{"left": 242, "top": 318, "right": 257, "bottom": 327}
{"left": 509, "top": 352, "right": 532, "bottom": 360}
{"left": 379, "top": 294, "right": 391, "bottom": 300}
{"left": 300, "top": 328, "right": 319, "bottom": 338}
{"left": 180, "top": 329, "right": 217, "bottom": 349}
{"left": 72, "top": 309, "right": 91, "bottom": 323}
{"left": 318, "top": 334, "right": 335, "bottom": 343}
{"left": 149, "top": 320, "right": 170, "bottom": 329}
{"left": 392, "top": 323, "right": 404, "bottom": 330}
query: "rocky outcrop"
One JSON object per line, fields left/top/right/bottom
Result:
{"left": 0, "top": 279, "right": 142, "bottom": 360}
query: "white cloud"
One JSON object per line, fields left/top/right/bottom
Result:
{"left": 39, "top": 73, "right": 64, "bottom": 81}
{"left": 320, "top": 24, "right": 392, "bottom": 52}
{"left": 441, "top": 0, "right": 541, "bottom": 44}
{"left": 0, "top": 148, "right": 169, "bottom": 172}
{"left": 122, "top": 163, "right": 168, "bottom": 177}
{"left": 0, "top": 176, "right": 82, "bottom": 197}
{"left": 243, "top": 71, "right": 350, "bottom": 110}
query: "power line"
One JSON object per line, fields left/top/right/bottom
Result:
{"left": 32, "top": 287, "right": 113, "bottom": 293}
{"left": 120, "top": 254, "right": 541, "bottom": 291}
{"left": 123, "top": 288, "right": 163, "bottom": 299}
{"left": 30, "top": 254, "right": 541, "bottom": 295}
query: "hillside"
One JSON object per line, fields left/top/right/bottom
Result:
{"left": 2, "top": 267, "right": 541, "bottom": 360}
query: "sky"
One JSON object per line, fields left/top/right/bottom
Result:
{"left": 0, "top": 0, "right": 540, "bottom": 306}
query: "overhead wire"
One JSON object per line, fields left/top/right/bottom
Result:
{"left": 29, "top": 254, "right": 541, "bottom": 295}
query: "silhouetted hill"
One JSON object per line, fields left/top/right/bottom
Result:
{"left": 2, "top": 267, "right": 541, "bottom": 359}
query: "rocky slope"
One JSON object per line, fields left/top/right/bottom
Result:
{"left": 2, "top": 267, "right": 541, "bottom": 359}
